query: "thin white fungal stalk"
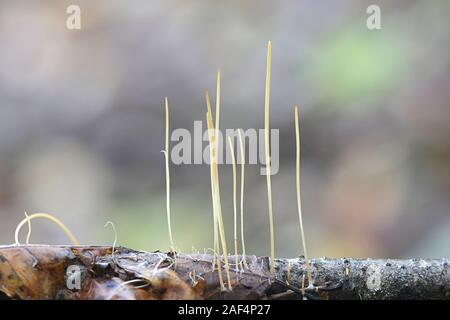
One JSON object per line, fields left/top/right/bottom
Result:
{"left": 264, "top": 40, "right": 275, "bottom": 273}
{"left": 189, "top": 270, "right": 199, "bottom": 287}
{"left": 212, "top": 69, "right": 232, "bottom": 290}
{"left": 106, "top": 279, "right": 149, "bottom": 300}
{"left": 15, "top": 213, "right": 79, "bottom": 245}
{"left": 24, "top": 212, "right": 32, "bottom": 245}
{"left": 237, "top": 130, "right": 248, "bottom": 269}
{"left": 104, "top": 221, "right": 117, "bottom": 258}
{"left": 152, "top": 253, "right": 168, "bottom": 274}
{"left": 163, "top": 96, "right": 175, "bottom": 252}
{"left": 301, "top": 274, "right": 306, "bottom": 296}
{"left": 227, "top": 136, "right": 239, "bottom": 270}
{"left": 205, "top": 91, "right": 219, "bottom": 272}
{"left": 204, "top": 247, "right": 219, "bottom": 257}
{"left": 295, "top": 106, "right": 312, "bottom": 286}
{"left": 286, "top": 260, "right": 292, "bottom": 285}
{"left": 206, "top": 109, "right": 225, "bottom": 291}
{"left": 215, "top": 68, "right": 221, "bottom": 134}
{"left": 208, "top": 117, "right": 230, "bottom": 291}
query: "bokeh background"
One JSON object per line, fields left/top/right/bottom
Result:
{"left": 1, "top": 0, "right": 449, "bottom": 259}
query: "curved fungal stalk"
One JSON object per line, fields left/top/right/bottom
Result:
{"left": 163, "top": 96, "right": 175, "bottom": 252}
{"left": 24, "top": 212, "right": 32, "bottom": 244}
{"left": 15, "top": 212, "right": 79, "bottom": 245}
{"left": 227, "top": 136, "right": 239, "bottom": 270}
{"left": 104, "top": 221, "right": 118, "bottom": 258}
{"left": 294, "top": 106, "right": 312, "bottom": 286}
{"left": 264, "top": 40, "right": 275, "bottom": 273}
{"left": 237, "top": 129, "right": 248, "bottom": 269}
{"left": 106, "top": 279, "right": 149, "bottom": 300}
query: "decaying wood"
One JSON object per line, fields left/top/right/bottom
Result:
{"left": 0, "top": 245, "right": 448, "bottom": 300}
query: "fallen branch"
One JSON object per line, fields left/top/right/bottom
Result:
{"left": 0, "top": 245, "right": 448, "bottom": 300}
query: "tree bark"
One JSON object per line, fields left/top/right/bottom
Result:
{"left": 0, "top": 245, "right": 448, "bottom": 300}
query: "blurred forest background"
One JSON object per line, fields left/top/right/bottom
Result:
{"left": 0, "top": 0, "right": 449, "bottom": 259}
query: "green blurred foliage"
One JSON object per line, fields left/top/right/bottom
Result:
{"left": 312, "top": 28, "right": 405, "bottom": 107}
